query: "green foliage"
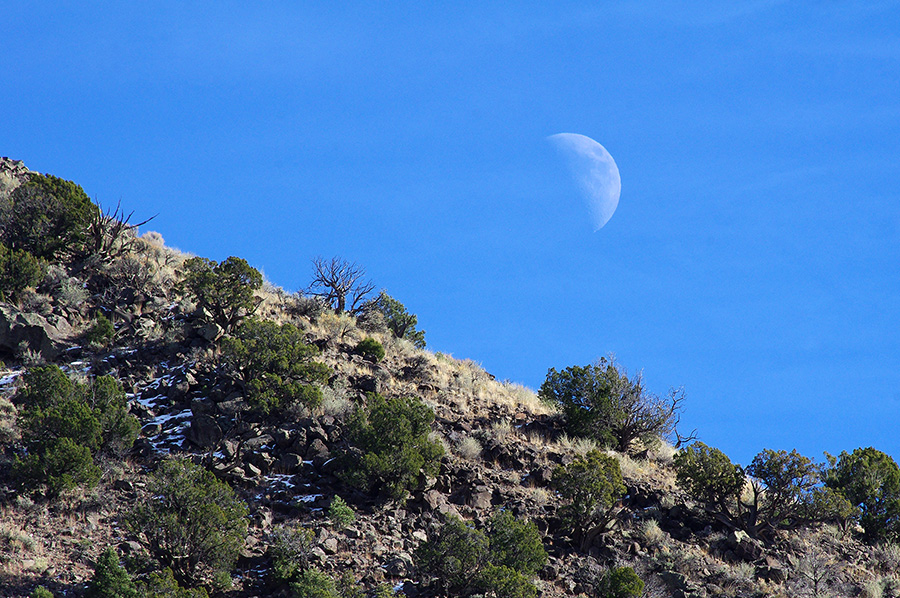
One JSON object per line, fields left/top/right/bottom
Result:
{"left": 31, "top": 587, "right": 54, "bottom": 598}
{"left": 0, "top": 242, "right": 46, "bottom": 302}
{"left": 598, "top": 566, "right": 644, "bottom": 598}
{"left": 539, "top": 357, "right": 682, "bottom": 453}
{"left": 826, "top": 447, "right": 900, "bottom": 543}
{"left": 290, "top": 569, "right": 339, "bottom": 598}
{"left": 355, "top": 337, "right": 385, "bottom": 363}
{"left": 416, "top": 512, "right": 547, "bottom": 597}
{"left": 86, "top": 547, "right": 138, "bottom": 598}
{"left": 674, "top": 442, "right": 745, "bottom": 512}
{"left": 89, "top": 375, "right": 141, "bottom": 457}
{"left": 675, "top": 443, "right": 850, "bottom": 539}
{"left": 12, "top": 366, "right": 137, "bottom": 495}
{"left": 125, "top": 458, "right": 248, "bottom": 586}
{"left": 343, "top": 393, "right": 444, "bottom": 499}
{"left": 328, "top": 496, "right": 356, "bottom": 529}
{"left": 269, "top": 524, "right": 315, "bottom": 584}
{"left": 14, "top": 436, "right": 101, "bottom": 496}
{"left": 485, "top": 510, "right": 547, "bottom": 576}
{"left": 335, "top": 573, "right": 365, "bottom": 598}
{"left": 369, "top": 291, "right": 426, "bottom": 348}
{"left": 220, "top": 318, "right": 330, "bottom": 414}
{"left": 372, "top": 584, "right": 395, "bottom": 598}
{"left": 181, "top": 256, "right": 262, "bottom": 333}
{"left": 137, "top": 568, "right": 209, "bottom": 598}
{"left": 0, "top": 172, "right": 98, "bottom": 260}
{"left": 85, "top": 313, "right": 115, "bottom": 348}
{"left": 416, "top": 515, "right": 489, "bottom": 595}
{"left": 476, "top": 565, "right": 538, "bottom": 598}
{"left": 552, "top": 450, "right": 625, "bottom": 547}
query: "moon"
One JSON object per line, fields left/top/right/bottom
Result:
{"left": 548, "top": 133, "right": 621, "bottom": 230}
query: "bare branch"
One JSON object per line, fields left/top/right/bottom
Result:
{"left": 87, "top": 199, "right": 157, "bottom": 263}
{"left": 306, "top": 256, "right": 375, "bottom": 314}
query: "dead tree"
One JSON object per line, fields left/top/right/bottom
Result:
{"left": 306, "top": 256, "right": 375, "bottom": 315}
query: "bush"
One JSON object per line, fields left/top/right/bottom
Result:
{"left": 137, "top": 568, "right": 210, "bottom": 598}
{"left": 85, "top": 313, "right": 115, "bottom": 348}
{"left": 675, "top": 443, "right": 850, "bottom": 539}
{"left": 14, "top": 436, "right": 101, "bottom": 497}
{"left": 826, "top": 447, "right": 900, "bottom": 543}
{"left": 539, "top": 357, "right": 684, "bottom": 453}
{"left": 86, "top": 547, "right": 138, "bottom": 598}
{"left": 12, "top": 366, "right": 137, "bottom": 495}
{"left": 552, "top": 450, "right": 626, "bottom": 549}
{"left": 220, "top": 318, "right": 330, "bottom": 414}
{"left": 673, "top": 441, "right": 744, "bottom": 510}
{"left": 31, "top": 588, "right": 54, "bottom": 598}
{"left": 0, "top": 242, "right": 46, "bottom": 302}
{"left": 290, "top": 569, "right": 339, "bottom": 598}
{"left": 269, "top": 525, "right": 315, "bottom": 585}
{"left": 125, "top": 458, "right": 248, "bottom": 586}
{"left": 355, "top": 337, "right": 385, "bottom": 363}
{"left": 0, "top": 172, "right": 98, "bottom": 260}
{"left": 342, "top": 393, "right": 444, "bottom": 500}
{"left": 598, "top": 566, "right": 644, "bottom": 598}
{"left": 89, "top": 375, "right": 141, "bottom": 457}
{"left": 416, "top": 511, "right": 547, "bottom": 597}
{"left": 181, "top": 256, "right": 262, "bottom": 333}
{"left": 486, "top": 510, "right": 547, "bottom": 576}
{"left": 415, "top": 515, "right": 489, "bottom": 595}
{"left": 328, "top": 496, "right": 356, "bottom": 529}
{"left": 476, "top": 565, "right": 538, "bottom": 598}
{"left": 367, "top": 291, "right": 426, "bottom": 348}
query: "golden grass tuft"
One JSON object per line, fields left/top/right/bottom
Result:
{"left": 455, "top": 435, "right": 483, "bottom": 460}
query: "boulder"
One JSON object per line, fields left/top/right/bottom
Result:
{"left": 277, "top": 452, "right": 305, "bottom": 474}
{"left": 185, "top": 415, "right": 223, "bottom": 448}
{"left": 468, "top": 485, "right": 493, "bottom": 510}
{"left": 0, "top": 304, "right": 71, "bottom": 360}
{"left": 195, "top": 322, "right": 224, "bottom": 342}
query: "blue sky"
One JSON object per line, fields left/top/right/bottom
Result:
{"left": 4, "top": 2, "right": 900, "bottom": 465}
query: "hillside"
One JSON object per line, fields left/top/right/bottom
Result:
{"left": 1, "top": 158, "right": 898, "bottom": 598}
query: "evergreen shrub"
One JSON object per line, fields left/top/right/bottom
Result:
{"left": 125, "top": 458, "right": 248, "bottom": 586}
{"left": 342, "top": 393, "right": 444, "bottom": 499}
{"left": 355, "top": 337, "right": 385, "bottom": 363}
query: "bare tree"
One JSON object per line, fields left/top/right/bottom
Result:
{"left": 306, "top": 257, "right": 376, "bottom": 315}
{"left": 86, "top": 199, "right": 156, "bottom": 262}
{"left": 789, "top": 546, "right": 839, "bottom": 598}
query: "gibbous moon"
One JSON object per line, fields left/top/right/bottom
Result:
{"left": 548, "top": 133, "right": 621, "bottom": 230}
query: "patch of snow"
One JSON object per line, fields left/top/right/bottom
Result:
{"left": 296, "top": 494, "right": 323, "bottom": 503}
{"left": 147, "top": 409, "right": 192, "bottom": 428}
{"left": 0, "top": 372, "right": 22, "bottom": 387}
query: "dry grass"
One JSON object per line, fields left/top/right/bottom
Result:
{"left": 640, "top": 519, "right": 667, "bottom": 548}
{"left": 876, "top": 543, "right": 900, "bottom": 572}
{"left": 429, "top": 431, "right": 451, "bottom": 456}
{"left": 455, "top": 435, "right": 483, "bottom": 460}
{"left": 490, "top": 420, "right": 514, "bottom": 441}
{"left": 647, "top": 440, "right": 678, "bottom": 464}
{"left": 0, "top": 397, "right": 17, "bottom": 444}
{"left": 529, "top": 487, "right": 551, "bottom": 507}
{"left": 557, "top": 434, "right": 599, "bottom": 455}
{"left": 863, "top": 577, "right": 886, "bottom": 598}
{"left": 314, "top": 312, "right": 365, "bottom": 345}
{"left": 319, "top": 385, "right": 355, "bottom": 417}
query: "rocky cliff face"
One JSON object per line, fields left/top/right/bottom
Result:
{"left": 0, "top": 157, "right": 30, "bottom": 198}
{"left": 0, "top": 161, "right": 894, "bottom": 598}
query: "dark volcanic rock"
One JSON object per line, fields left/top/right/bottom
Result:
{"left": 0, "top": 304, "right": 72, "bottom": 360}
{"left": 186, "top": 414, "right": 223, "bottom": 448}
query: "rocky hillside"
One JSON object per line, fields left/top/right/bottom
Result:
{"left": 1, "top": 158, "right": 898, "bottom": 598}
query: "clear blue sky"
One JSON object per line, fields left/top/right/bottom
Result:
{"left": 4, "top": 2, "right": 900, "bottom": 465}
